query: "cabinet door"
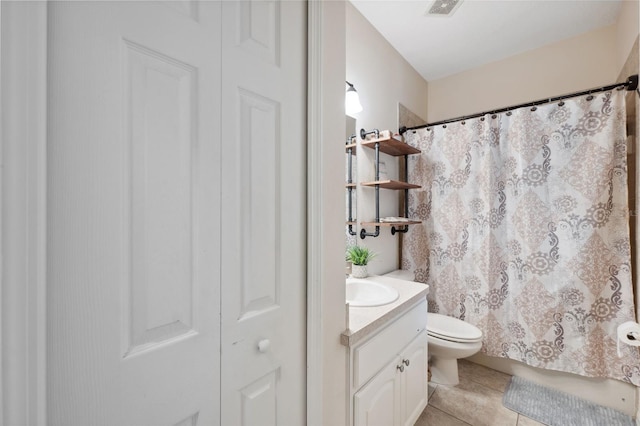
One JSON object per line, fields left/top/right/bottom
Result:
{"left": 401, "top": 330, "right": 429, "bottom": 426}
{"left": 354, "top": 358, "right": 401, "bottom": 426}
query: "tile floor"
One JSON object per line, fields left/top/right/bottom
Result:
{"left": 414, "top": 359, "right": 545, "bottom": 426}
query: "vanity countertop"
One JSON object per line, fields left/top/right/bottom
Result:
{"left": 340, "top": 275, "right": 429, "bottom": 347}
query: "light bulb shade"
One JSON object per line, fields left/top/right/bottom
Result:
{"left": 345, "top": 86, "right": 363, "bottom": 115}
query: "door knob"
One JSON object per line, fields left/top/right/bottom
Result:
{"left": 403, "top": 359, "right": 410, "bottom": 366}
{"left": 258, "top": 339, "right": 270, "bottom": 353}
{"left": 397, "top": 364, "right": 405, "bottom": 373}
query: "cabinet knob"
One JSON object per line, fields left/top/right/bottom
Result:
{"left": 403, "top": 359, "right": 410, "bottom": 367}
{"left": 257, "top": 339, "right": 270, "bottom": 353}
{"left": 397, "top": 364, "right": 405, "bottom": 373}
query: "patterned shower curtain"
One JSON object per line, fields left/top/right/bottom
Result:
{"left": 402, "top": 90, "right": 640, "bottom": 385}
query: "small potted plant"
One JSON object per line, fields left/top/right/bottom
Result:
{"left": 346, "top": 245, "right": 376, "bottom": 278}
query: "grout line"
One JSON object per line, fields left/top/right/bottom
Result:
{"left": 467, "top": 376, "right": 509, "bottom": 394}
{"left": 427, "top": 383, "right": 438, "bottom": 401}
{"left": 428, "top": 369, "right": 519, "bottom": 425}
{"left": 461, "top": 362, "right": 513, "bottom": 393}
{"left": 427, "top": 387, "right": 474, "bottom": 425}
{"left": 428, "top": 405, "right": 473, "bottom": 426}
{"left": 425, "top": 363, "right": 524, "bottom": 425}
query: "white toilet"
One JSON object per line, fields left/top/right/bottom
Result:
{"left": 380, "top": 270, "right": 484, "bottom": 386}
{"left": 427, "top": 313, "right": 483, "bottom": 385}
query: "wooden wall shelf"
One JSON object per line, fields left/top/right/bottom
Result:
{"left": 361, "top": 136, "right": 420, "bottom": 156}
{"left": 361, "top": 180, "right": 420, "bottom": 190}
{"left": 345, "top": 143, "right": 357, "bottom": 154}
{"left": 361, "top": 220, "right": 421, "bottom": 227}
{"left": 358, "top": 129, "right": 422, "bottom": 239}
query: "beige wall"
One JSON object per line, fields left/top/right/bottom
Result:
{"left": 346, "top": 2, "right": 428, "bottom": 275}
{"left": 427, "top": 24, "right": 619, "bottom": 122}
{"left": 616, "top": 0, "right": 640, "bottom": 73}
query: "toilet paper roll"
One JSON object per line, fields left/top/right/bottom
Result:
{"left": 616, "top": 321, "right": 640, "bottom": 357}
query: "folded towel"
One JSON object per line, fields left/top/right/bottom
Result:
{"left": 380, "top": 217, "right": 411, "bottom": 223}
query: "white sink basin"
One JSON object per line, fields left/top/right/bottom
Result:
{"left": 346, "top": 278, "right": 399, "bottom": 307}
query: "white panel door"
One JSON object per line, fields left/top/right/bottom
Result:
{"left": 220, "top": 1, "right": 307, "bottom": 425}
{"left": 47, "top": 2, "right": 221, "bottom": 425}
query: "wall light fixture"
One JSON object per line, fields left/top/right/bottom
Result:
{"left": 345, "top": 81, "right": 363, "bottom": 115}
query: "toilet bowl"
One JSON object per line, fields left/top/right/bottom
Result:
{"left": 379, "top": 271, "right": 484, "bottom": 386}
{"left": 427, "top": 313, "right": 483, "bottom": 385}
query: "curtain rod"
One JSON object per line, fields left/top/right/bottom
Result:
{"left": 399, "top": 74, "right": 639, "bottom": 135}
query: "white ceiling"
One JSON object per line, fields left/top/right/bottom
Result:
{"left": 349, "top": 0, "right": 624, "bottom": 81}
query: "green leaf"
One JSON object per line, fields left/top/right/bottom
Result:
{"left": 345, "top": 245, "right": 376, "bottom": 266}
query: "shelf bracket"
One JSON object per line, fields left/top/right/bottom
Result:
{"left": 360, "top": 128, "right": 380, "bottom": 141}
{"left": 360, "top": 226, "right": 380, "bottom": 239}
{"left": 391, "top": 226, "right": 409, "bottom": 235}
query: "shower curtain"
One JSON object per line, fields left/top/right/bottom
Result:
{"left": 403, "top": 90, "right": 640, "bottom": 385}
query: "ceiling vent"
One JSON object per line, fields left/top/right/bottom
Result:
{"left": 425, "top": 0, "right": 463, "bottom": 17}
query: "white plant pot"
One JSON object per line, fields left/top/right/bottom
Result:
{"left": 351, "top": 264, "right": 368, "bottom": 278}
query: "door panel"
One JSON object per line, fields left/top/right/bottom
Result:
{"left": 239, "top": 370, "right": 279, "bottom": 426}
{"left": 236, "top": 88, "right": 281, "bottom": 319}
{"left": 354, "top": 361, "right": 400, "bottom": 426}
{"left": 125, "top": 39, "right": 197, "bottom": 356}
{"left": 220, "top": 1, "right": 307, "bottom": 425}
{"left": 401, "top": 331, "right": 428, "bottom": 426}
{"left": 48, "top": 2, "right": 221, "bottom": 424}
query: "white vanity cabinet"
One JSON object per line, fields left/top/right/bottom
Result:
{"left": 349, "top": 299, "right": 428, "bottom": 426}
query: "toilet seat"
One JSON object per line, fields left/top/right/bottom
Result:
{"left": 427, "top": 313, "right": 483, "bottom": 343}
{"left": 428, "top": 330, "right": 483, "bottom": 343}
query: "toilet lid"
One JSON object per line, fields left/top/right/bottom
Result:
{"left": 427, "top": 313, "right": 483, "bottom": 342}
